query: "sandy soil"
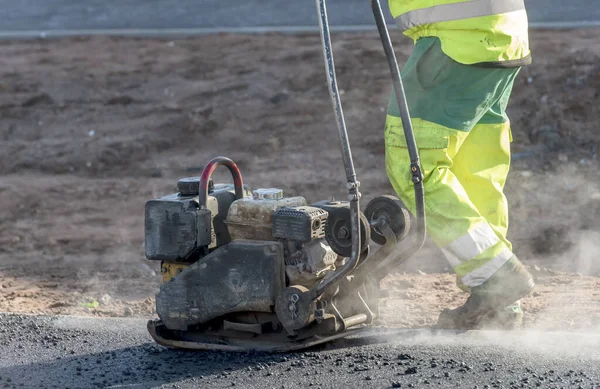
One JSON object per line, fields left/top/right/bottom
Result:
{"left": 1, "top": 29, "right": 599, "bottom": 331}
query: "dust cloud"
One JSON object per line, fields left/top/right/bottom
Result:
{"left": 380, "top": 327, "right": 600, "bottom": 360}
{"left": 508, "top": 165, "right": 600, "bottom": 276}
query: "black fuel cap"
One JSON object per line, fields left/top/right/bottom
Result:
{"left": 177, "top": 177, "right": 201, "bottom": 196}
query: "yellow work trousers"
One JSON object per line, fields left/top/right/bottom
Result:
{"left": 385, "top": 37, "right": 523, "bottom": 288}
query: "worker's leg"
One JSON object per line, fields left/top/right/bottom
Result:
{"left": 385, "top": 37, "right": 533, "bottom": 328}
{"left": 450, "top": 82, "right": 516, "bottom": 295}
{"left": 451, "top": 78, "right": 518, "bottom": 250}
{"left": 386, "top": 119, "right": 514, "bottom": 287}
{"left": 448, "top": 82, "right": 526, "bottom": 327}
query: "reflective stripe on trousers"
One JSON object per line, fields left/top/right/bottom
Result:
{"left": 460, "top": 248, "right": 513, "bottom": 287}
{"left": 395, "top": 0, "right": 526, "bottom": 30}
{"left": 440, "top": 222, "right": 512, "bottom": 287}
{"left": 441, "top": 222, "right": 499, "bottom": 268}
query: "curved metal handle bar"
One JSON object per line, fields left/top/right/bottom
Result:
{"left": 198, "top": 156, "right": 245, "bottom": 208}
{"left": 370, "top": 0, "right": 427, "bottom": 276}
{"left": 311, "top": 0, "right": 362, "bottom": 299}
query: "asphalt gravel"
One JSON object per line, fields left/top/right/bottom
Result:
{"left": 1, "top": 313, "right": 600, "bottom": 389}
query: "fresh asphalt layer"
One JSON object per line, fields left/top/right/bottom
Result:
{"left": 0, "top": 0, "right": 597, "bottom": 39}
{"left": 1, "top": 313, "right": 599, "bottom": 389}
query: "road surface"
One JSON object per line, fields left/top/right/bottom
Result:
{"left": 1, "top": 313, "right": 599, "bottom": 389}
{"left": 0, "top": 0, "right": 597, "bottom": 38}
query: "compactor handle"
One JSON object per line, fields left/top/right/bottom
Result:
{"left": 199, "top": 157, "right": 245, "bottom": 208}
{"left": 370, "top": 0, "right": 426, "bottom": 265}
{"left": 311, "top": 0, "right": 363, "bottom": 299}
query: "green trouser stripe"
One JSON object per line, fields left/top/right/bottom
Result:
{"left": 387, "top": 37, "right": 520, "bottom": 131}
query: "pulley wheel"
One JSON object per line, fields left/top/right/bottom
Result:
{"left": 364, "top": 195, "right": 411, "bottom": 246}
{"left": 325, "top": 207, "right": 370, "bottom": 258}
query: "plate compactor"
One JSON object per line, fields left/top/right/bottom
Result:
{"left": 144, "top": 0, "right": 426, "bottom": 352}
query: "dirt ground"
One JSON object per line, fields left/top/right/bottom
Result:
{"left": 1, "top": 29, "right": 599, "bottom": 331}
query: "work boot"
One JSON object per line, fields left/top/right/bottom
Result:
{"left": 476, "top": 301, "right": 524, "bottom": 330}
{"left": 436, "top": 256, "right": 534, "bottom": 330}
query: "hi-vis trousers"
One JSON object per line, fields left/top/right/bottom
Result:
{"left": 385, "top": 37, "right": 522, "bottom": 288}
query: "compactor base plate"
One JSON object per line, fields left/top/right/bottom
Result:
{"left": 147, "top": 320, "right": 366, "bottom": 353}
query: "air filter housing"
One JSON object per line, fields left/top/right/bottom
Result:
{"left": 272, "top": 206, "right": 328, "bottom": 242}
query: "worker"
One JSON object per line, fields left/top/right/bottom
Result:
{"left": 384, "top": 0, "right": 535, "bottom": 329}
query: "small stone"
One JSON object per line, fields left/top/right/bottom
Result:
{"left": 270, "top": 92, "right": 289, "bottom": 104}
{"left": 100, "top": 294, "right": 112, "bottom": 305}
{"left": 123, "top": 307, "right": 133, "bottom": 317}
{"left": 392, "top": 382, "right": 402, "bottom": 388}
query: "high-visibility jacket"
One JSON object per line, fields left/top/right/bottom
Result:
{"left": 388, "top": 0, "right": 531, "bottom": 67}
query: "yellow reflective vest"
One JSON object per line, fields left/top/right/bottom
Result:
{"left": 389, "top": 0, "right": 531, "bottom": 66}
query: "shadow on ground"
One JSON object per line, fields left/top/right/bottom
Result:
{"left": 0, "top": 327, "right": 441, "bottom": 388}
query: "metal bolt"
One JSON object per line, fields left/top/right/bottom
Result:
{"left": 348, "top": 193, "right": 362, "bottom": 201}
{"left": 338, "top": 227, "right": 350, "bottom": 239}
{"left": 315, "top": 309, "right": 325, "bottom": 323}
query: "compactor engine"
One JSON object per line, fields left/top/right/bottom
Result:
{"left": 144, "top": 0, "right": 425, "bottom": 352}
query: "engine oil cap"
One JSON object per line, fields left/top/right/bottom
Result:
{"left": 253, "top": 188, "right": 283, "bottom": 200}
{"left": 177, "top": 177, "right": 201, "bottom": 196}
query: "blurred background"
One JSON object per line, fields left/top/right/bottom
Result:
{"left": 0, "top": 0, "right": 596, "bottom": 33}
